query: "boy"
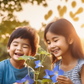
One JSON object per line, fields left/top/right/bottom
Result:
{"left": 0, "top": 27, "right": 39, "bottom": 84}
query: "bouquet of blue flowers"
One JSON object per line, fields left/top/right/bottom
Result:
{"left": 15, "top": 46, "right": 64, "bottom": 84}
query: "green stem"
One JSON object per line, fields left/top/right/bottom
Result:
{"left": 26, "top": 60, "right": 30, "bottom": 77}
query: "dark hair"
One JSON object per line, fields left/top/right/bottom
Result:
{"left": 7, "top": 27, "right": 39, "bottom": 56}
{"left": 44, "top": 18, "right": 84, "bottom": 65}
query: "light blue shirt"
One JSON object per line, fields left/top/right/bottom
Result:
{"left": 0, "top": 59, "right": 34, "bottom": 84}
{"left": 54, "top": 59, "right": 84, "bottom": 84}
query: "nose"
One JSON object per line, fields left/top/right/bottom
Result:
{"left": 16, "top": 45, "right": 22, "bottom": 51}
{"left": 50, "top": 42, "right": 55, "bottom": 48}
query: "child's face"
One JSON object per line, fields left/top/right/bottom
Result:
{"left": 46, "top": 31, "right": 70, "bottom": 57}
{"left": 7, "top": 38, "right": 31, "bottom": 61}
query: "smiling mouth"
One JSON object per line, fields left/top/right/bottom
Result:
{"left": 51, "top": 49, "right": 60, "bottom": 54}
{"left": 15, "top": 53, "right": 23, "bottom": 56}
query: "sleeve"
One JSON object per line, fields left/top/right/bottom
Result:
{"left": 78, "top": 59, "right": 84, "bottom": 73}
{"left": 29, "top": 66, "right": 35, "bottom": 80}
{"left": 0, "top": 61, "right": 4, "bottom": 84}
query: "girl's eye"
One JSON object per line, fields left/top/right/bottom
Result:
{"left": 54, "top": 39, "right": 58, "bottom": 42}
{"left": 23, "top": 46, "right": 28, "bottom": 48}
{"left": 46, "top": 41, "right": 51, "bottom": 45}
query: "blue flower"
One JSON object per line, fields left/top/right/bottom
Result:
{"left": 35, "top": 60, "right": 43, "bottom": 68}
{"left": 49, "top": 65, "right": 64, "bottom": 83}
{"left": 43, "top": 69, "right": 51, "bottom": 79}
{"left": 16, "top": 74, "right": 34, "bottom": 84}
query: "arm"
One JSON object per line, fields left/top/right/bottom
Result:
{"left": 81, "top": 64, "right": 84, "bottom": 84}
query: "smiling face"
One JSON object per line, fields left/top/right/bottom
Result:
{"left": 7, "top": 38, "right": 31, "bottom": 61}
{"left": 46, "top": 31, "right": 70, "bottom": 58}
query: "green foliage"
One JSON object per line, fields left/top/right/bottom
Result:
{"left": 18, "top": 55, "right": 36, "bottom": 61}
{"left": 17, "top": 47, "right": 52, "bottom": 84}
{"left": 0, "top": 43, "right": 9, "bottom": 61}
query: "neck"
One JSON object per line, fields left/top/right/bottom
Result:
{"left": 61, "top": 50, "right": 77, "bottom": 65}
{"left": 10, "top": 58, "right": 25, "bottom": 69}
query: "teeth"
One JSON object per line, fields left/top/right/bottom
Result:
{"left": 15, "top": 53, "right": 23, "bottom": 56}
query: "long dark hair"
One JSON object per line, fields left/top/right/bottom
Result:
{"left": 44, "top": 18, "right": 84, "bottom": 66}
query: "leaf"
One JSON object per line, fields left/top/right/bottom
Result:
{"left": 81, "top": 24, "right": 84, "bottom": 28}
{"left": 69, "top": 11, "right": 75, "bottom": 18}
{"left": 63, "top": 6, "right": 67, "bottom": 13}
{"left": 73, "top": 17, "right": 79, "bottom": 21}
{"left": 27, "top": 56, "right": 36, "bottom": 60}
{"left": 57, "top": 5, "right": 61, "bottom": 11}
{"left": 75, "top": 7, "right": 83, "bottom": 15}
{"left": 71, "top": 1, "right": 76, "bottom": 8}
{"left": 44, "top": 14, "right": 48, "bottom": 20}
{"left": 18, "top": 55, "right": 36, "bottom": 61}
{"left": 48, "top": 10, "right": 53, "bottom": 17}
{"left": 81, "top": 0, "right": 84, "bottom": 3}
{"left": 42, "top": 79, "right": 52, "bottom": 83}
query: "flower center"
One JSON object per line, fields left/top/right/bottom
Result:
{"left": 55, "top": 71, "right": 58, "bottom": 75}
{"left": 38, "top": 63, "right": 41, "bottom": 66}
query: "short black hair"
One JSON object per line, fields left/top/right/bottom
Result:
{"left": 7, "top": 27, "right": 39, "bottom": 56}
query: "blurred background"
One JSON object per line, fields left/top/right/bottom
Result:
{"left": 0, "top": 0, "right": 84, "bottom": 81}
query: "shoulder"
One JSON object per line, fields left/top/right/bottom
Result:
{"left": 0, "top": 59, "right": 9, "bottom": 70}
{"left": 54, "top": 60, "right": 61, "bottom": 68}
{"left": 78, "top": 59, "right": 84, "bottom": 72}
{"left": 0, "top": 59, "right": 8, "bottom": 68}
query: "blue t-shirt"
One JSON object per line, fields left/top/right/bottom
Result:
{"left": 0, "top": 59, "right": 34, "bottom": 84}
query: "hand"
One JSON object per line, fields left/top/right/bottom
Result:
{"left": 57, "top": 75, "right": 73, "bottom": 84}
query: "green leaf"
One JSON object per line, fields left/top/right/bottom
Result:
{"left": 42, "top": 79, "right": 52, "bottom": 83}
{"left": 18, "top": 55, "right": 36, "bottom": 61}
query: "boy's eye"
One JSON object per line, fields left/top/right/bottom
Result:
{"left": 13, "top": 43, "right": 18, "bottom": 46}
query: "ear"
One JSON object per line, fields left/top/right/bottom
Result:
{"left": 7, "top": 47, "right": 10, "bottom": 52}
{"left": 68, "top": 34, "right": 74, "bottom": 44}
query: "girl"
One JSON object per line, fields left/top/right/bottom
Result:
{"left": 0, "top": 27, "right": 39, "bottom": 84}
{"left": 44, "top": 18, "right": 84, "bottom": 84}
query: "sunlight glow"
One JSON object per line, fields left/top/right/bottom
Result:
{"left": 14, "top": 0, "right": 84, "bottom": 38}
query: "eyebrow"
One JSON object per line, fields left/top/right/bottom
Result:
{"left": 46, "top": 36, "right": 58, "bottom": 41}
{"left": 52, "top": 36, "right": 58, "bottom": 40}
{"left": 13, "top": 41, "right": 29, "bottom": 46}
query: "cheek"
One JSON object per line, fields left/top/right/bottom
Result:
{"left": 24, "top": 49, "right": 31, "bottom": 55}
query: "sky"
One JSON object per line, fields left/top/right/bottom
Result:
{"left": 14, "top": 0, "right": 84, "bottom": 38}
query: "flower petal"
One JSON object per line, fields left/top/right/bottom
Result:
{"left": 28, "top": 78, "right": 34, "bottom": 84}
{"left": 58, "top": 69, "right": 64, "bottom": 75}
{"left": 35, "top": 60, "right": 40, "bottom": 64}
{"left": 53, "top": 65, "right": 59, "bottom": 72}
{"left": 43, "top": 69, "right": 51, "bottom": 79}
{"left": 49, "top": 71, "right": 54, "bottom": 75}
{"left": 51, "top": 75, "right": 57, "bottom": 83}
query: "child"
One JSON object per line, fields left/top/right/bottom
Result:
{"left": 0, "top": 27, "right": 39, "bottom": 84}
{"left": 44, "top": 18, "right": 84, "bottom": 84}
